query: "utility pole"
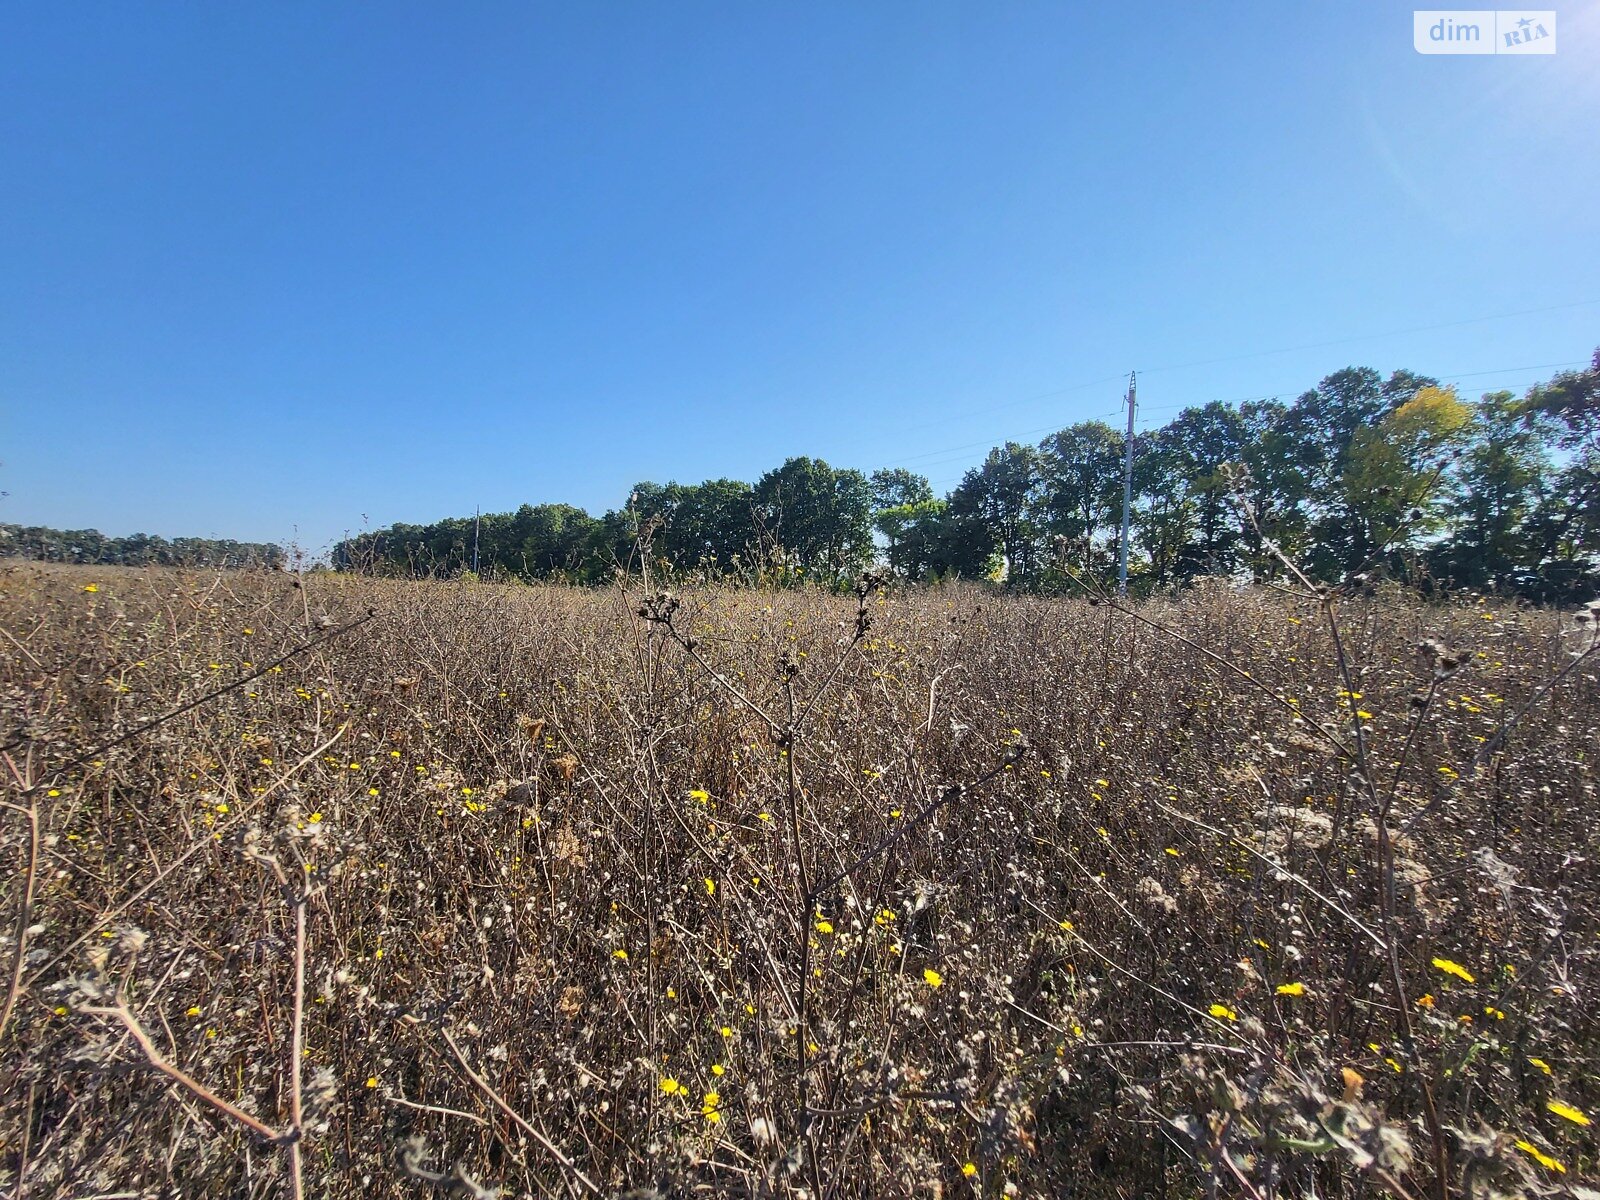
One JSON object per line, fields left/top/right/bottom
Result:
{"left": 472, "top": 507, "right": 480, "bottom": 576}
{"left": 1118, "top": 371, "right": 1136, "bottom": 596}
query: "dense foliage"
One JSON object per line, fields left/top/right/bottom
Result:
{"left": 1, "top": 524, "right": 286, "bottom": 569}
{"left": 334, "top": 353, "right": 1600, "bottom": 601}
{"left": 3, "top": 566, "right": 1596, "bottom": 1198}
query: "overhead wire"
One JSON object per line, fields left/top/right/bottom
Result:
{"left": 906, "top": 358, "right": 1587, "bottom": 491}
{"left": 876, "top": 298, "right": 1598, "bottom": 454}
{"left": 1134, "top": 298, "right": 1600, "bottom": 378}
{"left": 883, "top": 359, "right": 1587, "bottom": 473}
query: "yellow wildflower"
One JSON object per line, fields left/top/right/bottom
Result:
{"left": 1547, "top": 1100, "right": 1591, "bottom": 1126}
{"left": 1431, "top": 958, "right": 1475, "bottom": 983}
{"left": 1209, "top": 1003, "right": 1237, "bottom": 1021}
{"left": 923, "top": 968, "right": 943, "bottom": 988}
{"left": 1515, "top": 1140, "right": 1565, "bottom": 1173}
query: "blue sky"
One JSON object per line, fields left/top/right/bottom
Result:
{"left": 3, "top": 3, "right": 1598, "bottom": 556}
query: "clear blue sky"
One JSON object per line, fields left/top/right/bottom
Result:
{"left": 4, "top": 3, "right": 1598, "bottom": 556}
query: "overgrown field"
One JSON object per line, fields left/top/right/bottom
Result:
{"left": 2, "top": 565, "right": 1597, "bottom": 1199}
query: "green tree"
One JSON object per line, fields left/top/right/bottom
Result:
{"left": 1157, "top": 401, "right": 1249, "bottom": 579}
{"left": 1430, "top": 390, "right": 1548, "bottom": 591}
{"left": 1341, "top": 385, "right": 1472, "bottom": 566}
{"left": 947, "top": 443, "right": 1045, "bottom": 586}
{"left": 869, "top": 468, "right": 934, "bottom": 511}
{"left": 1286, "top": 367, "right": 1437, "bottom": 576}
{"left": 7, "top": 525, "right": 284, "bottom": 568}
{"left": 1521, "top": 350, "right": 1600, "bottom": 599}
{"left": 514, "top": 503, "right": 597, "bottom": 577}
{"left": 1131, "top": 427, "right": 1196, "bottom": 588}
{"left": 936, "top": 486, "right": 1005, "bottom": 581}
{"left": 672, "top": 479, "right": 758, "bottom": 571}
{"left": 1038, "top": 421, "right": 1123, "bottom": 577}
{"left": 1233, "top": 398, "right": 1312, "bottom": 579}
{"left": 753, "top": 457, "right": 874, "bottom": 583}
{"left": 876, "top": 497, "right": 952, "bottom": 579}
{"left": 870, "top": 468, "right": 935, "bottom": 568}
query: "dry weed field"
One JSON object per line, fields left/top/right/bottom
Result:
{"left": 2, "top": 564, "right": 1597, "bottom": 1199}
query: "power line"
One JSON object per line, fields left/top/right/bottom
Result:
{"left": 1135, "top": 299, "right": 1600, "bottom": 377}
{"left": 1127, "top": 360, "right": 1588, "bottom": 426}
{"left": 877, "top": 359, "right": 1585, "bottom": 477}
{"left": 907, "top": 359, "right": 1586, "bottom": 493}
{"left": 872, "top": 299, "right": 1599, "bottom": 454}
{"left": 892, "top": 372, "right": 1132, "bottom": 439}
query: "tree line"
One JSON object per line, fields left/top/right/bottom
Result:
{"left": 332, "top": 352, "right": 1597, "bottom": 601}
{"left": 1, "top": 524, "right": 288, "bottom": 569}
{"left": 15, "top": 352, "right": 1589, "bottom": 598}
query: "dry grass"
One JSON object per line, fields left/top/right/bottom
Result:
{"left": 1, "top": 563, "right": 1597, "bottom": 1199}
